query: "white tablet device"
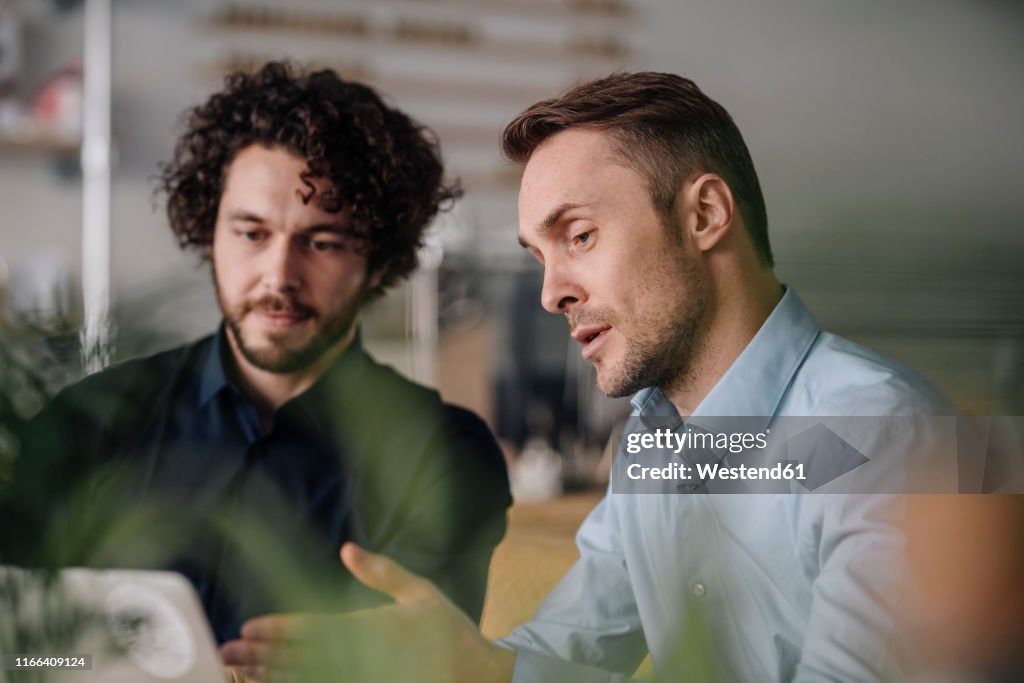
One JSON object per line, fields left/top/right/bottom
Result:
{"left": 1, "top": 567, "right": 227, "bottom": 682}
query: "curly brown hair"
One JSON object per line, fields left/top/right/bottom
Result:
{"left": 158, "top": 61, "right": 460, "bottom": 293}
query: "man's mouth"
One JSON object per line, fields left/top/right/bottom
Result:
{"left": 571, "top": 325, "right": 611, "bottom": 360}
{"left": 248, "top": 299, "right": 315, "bottom": 328}
{"left": 253, "top": 310, "right": 310, "bottom": 328}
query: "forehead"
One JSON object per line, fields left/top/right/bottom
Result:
{"left": 517, "top": 129, "right": 646, "bottom": 233}
{"left": 221, "top": 144, "right": 335, "bottom": 216}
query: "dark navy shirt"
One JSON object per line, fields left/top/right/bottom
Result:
{"left": 3, "top": 329, "right": 510, "bottom": 643}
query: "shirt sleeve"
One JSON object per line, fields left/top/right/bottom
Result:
{"left": 793, "top": 493, "right": 907, "bottom": 683}
{"left": 420, "top": 406, "right": 511, "bottom": 623}
{"left": 496, "top": 491, "right": 649, "bottom": 682}
{"left": 792, "top": 412, "right": 952, "bottom": 682}
{"left": 364, "top": 404, "right": 511, "bottom": 623}
{"left": 500, "top": 648, "right": 635, "bottom": 683}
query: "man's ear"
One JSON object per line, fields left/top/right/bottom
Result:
{"left": 367, "top": 268, "right": 384, "bottom": 291}
{"left": 682, "top": 173, "right": 735, "bottom": 253}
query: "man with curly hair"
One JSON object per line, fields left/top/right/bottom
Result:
{"left": 1, "top": 62, "right": 510, "bottom": 645}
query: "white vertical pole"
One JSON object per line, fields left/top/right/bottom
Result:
{"left": 80, "top": 0, "right": 112, "bottom": 372}
{"left": 410, "top": 242, "right": 441, "bottom": 386}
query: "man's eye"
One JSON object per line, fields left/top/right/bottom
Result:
{"left": 308, "top": 238, "right": 344, "bottom": 252}
{"left": 572, "top": 231, "right": 593, "bottom": 246}
{"left": 241, "top": 230, "right": 264, "bottom": 242}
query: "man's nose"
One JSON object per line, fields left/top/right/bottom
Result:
{"left": 262, "top": 239, "right": 301, "bottom": 292}
{"left": 540, "top": 262, "right": 585, "bottom": 314}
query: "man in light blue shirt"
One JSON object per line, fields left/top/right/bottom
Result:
{"left": 224, "top": 72, "right": 952, "bottom": 683}
{"left": 497, "top": 286, "right": 949, "bottom": 682}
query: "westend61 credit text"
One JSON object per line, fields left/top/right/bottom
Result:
{"left": 622, "top": 427, "right": 803, "bottom": 482}
{"left": 626, "top": 461, "right": 806, "bottom": 482}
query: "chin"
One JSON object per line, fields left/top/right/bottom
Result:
{"left": 249, "top": 324, "right": 314, "bottom": 349}
{"left": 594, "top": 369, "right": 625, "bottom": 399}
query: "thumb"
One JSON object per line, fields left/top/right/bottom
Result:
{"left": 340, "top": 542, "right": 439, "bottom": 605}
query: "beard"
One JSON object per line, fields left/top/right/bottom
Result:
{"left": 218, "top": 287, "right": 368, "bottom": 375}
{"left": 574, "top": 248, "right": 711, "bottom": 399}
{"left": 609, "top": 287, "right": 709, "bottom": 398}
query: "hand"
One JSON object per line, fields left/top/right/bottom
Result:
{"left": 224, "top": 666, "right": 261, "bottom": 683}
{"left": 220, "top": 542, "right": 516, "bottom": 683}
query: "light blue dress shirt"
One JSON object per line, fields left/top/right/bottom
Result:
{"left": 498, "top": 287, "right": 952, "bottom": 683}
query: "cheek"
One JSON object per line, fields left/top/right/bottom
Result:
{"left": 211, "top": 250, "right": 250, "bottom": 298}
{"left": 332, "top": 258, "right": 371, "bottom": 289}
{"left": 304, "top": 266, "right": 364, "bottom": 306}
{"left": 616, "top": 266, "right": 657, "bottom": 324}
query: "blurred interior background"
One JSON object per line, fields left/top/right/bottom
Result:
{"left": 1, "top": 2, "right": 1023, "bottom": 495}
{"left": 2, "top": 0, "right": 1023, "bottom": 671}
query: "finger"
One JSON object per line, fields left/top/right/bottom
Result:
{"left": 224, "top": 665, "right": 275, "bottom": 683}
{"left": 223, "top": 666, "right": 250, "bottom": 683}
{"left": 223, "top": 639, "right": 305, "bottom": 680}
{"left": 340, "top": 542, "right": 438, "bottom": 605}
{"left": 221, "top": 639, "right": 277, "bottom": 667}
{"left": 237, "top": 665, "right": 268, "bottom": 683}
{"left": 239, "top": 614, "right": 308, "bottom": 642}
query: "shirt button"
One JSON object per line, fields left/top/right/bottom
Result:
{"left": 693, "top": 582, "right": 706, "bottom": 598}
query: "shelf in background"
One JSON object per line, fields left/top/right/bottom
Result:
{"left": 0, "top": 133, "right": 81, "bottom": 156}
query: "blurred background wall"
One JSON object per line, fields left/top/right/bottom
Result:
{"left": 1, "top": 0, "right": 1022, "bottom": 486}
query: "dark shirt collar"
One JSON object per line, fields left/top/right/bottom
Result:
{"left": 197, "top": 324, "right": 369, "bottom": 414}
{"left": 198, "top": 325, "right": 233, "bottom": 408}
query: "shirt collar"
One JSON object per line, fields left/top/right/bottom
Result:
{"left": 198, "top": 325, "right": 233, "bottom": 408}
{"left": 196, "top": 324, "right": 369, "bottom": 412}
{"left": 630, "top": 286, "right": 821, "bottom": 430}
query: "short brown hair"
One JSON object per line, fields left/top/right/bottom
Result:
{"left": 501, "top": 72, "right": 772, "bottom": 266}
{"left": 159, "top": 61, "right": 460, "bottom": 295}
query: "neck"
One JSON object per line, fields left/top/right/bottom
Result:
{"left": 224, "top": 327, "right": 356, "bottom": 431}
{"left": 664, "top": 266, "right": 783, "bottom": 416}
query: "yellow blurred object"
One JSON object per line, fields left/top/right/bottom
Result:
{"left": 481, "top": 492, "right": 600, "bottom": 639}
{"left": 480, "top": 491, "right": 655, "bottom": 678}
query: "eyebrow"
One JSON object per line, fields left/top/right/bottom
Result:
{"left": 517, "top": 201, "right": 588, "bottom": 249}
{"left": 227, "top": 210, "right": 265, "bottom": 224}
{"left": 227, "top": 211, "right": 353, "bottom": 235}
